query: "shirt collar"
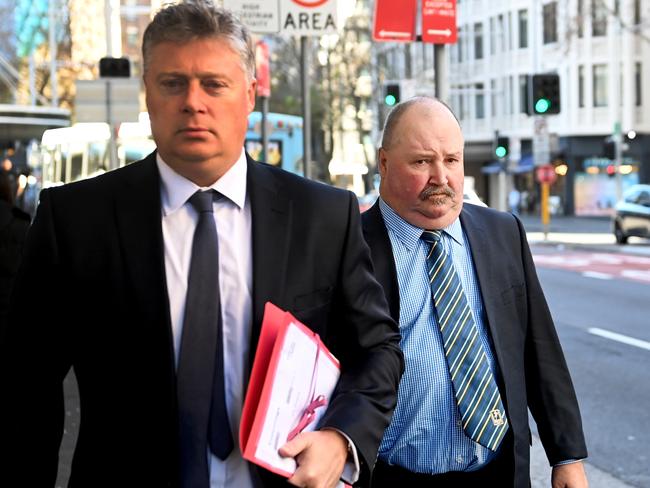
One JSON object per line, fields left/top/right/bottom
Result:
{"left": 157, "top": 149, "right": 248, "bottom": 216}
{"left": 378, "top": 197, "right": 464, "bottom": 250}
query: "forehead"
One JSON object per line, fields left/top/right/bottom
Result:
{"left": 393, "top": 104, "right": 463, "bottom": 150}
{"left": 146, "top": 37, "right": 243, "bottom": 72}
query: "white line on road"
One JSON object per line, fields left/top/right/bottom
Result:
{"left": 588, "top": 328, "right": 650, "bottom": 351}
{"left": 581, "top": 271, "right": 613, "bottom": 280}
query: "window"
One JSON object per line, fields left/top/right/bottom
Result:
{"left": 475, "top": 83, "right": 485, "bottom": 119}
{"left": 519, "top": 75, "right": 529, "bottom": 113}
{"left": 458, "top": 27, "right": 464, "bottom": 63}
{"left": 593, "top": 64, "right": 608, "bottom": 107}
{"left": 592, "top": 0, "right": 608, "bottom": 36}
{"left": 507, "top": 12, "right": 513, "bottom": 51}
{"left": 491, "top": 79, "right": 498, "bottom": 117}
{"left": 518, "top": 9, "right": 528, "bottom": 48}
{"left": 474, "top": 23, "right": 483, "bottom": 60}
{"left": 635, "top": 62, "right": 642, "bottom": 106}
{"left": 634, "top": 0, "right": 642, "bottom": 24}
{"left": 543, "top": 2, "right": 558, "bottom": 44}
{"left": 490, "top": 17, "right": 496, "bottom": 55}
{"left": 498, "top": 14, "right": 505, "bottom": 52}
{"left": 577, "top": 0, "right": 584, "bottom": 37}
{"left": 578, "top": 65, "right": 585, "bottom": 108}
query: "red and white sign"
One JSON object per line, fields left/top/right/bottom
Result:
{"left": 223, "top": 0, "right": 281, "bottom": 33}
{"left": 373, "top": 0, "right": 417, "bottom": 42}
{"left": 255, "top": 41, "right": 271, "bottom": 98}
{"left": 280, "top": 0, "right": 338, "bottom": 36}
{"left": 536, "top": 164, "right": 557, "bottom": 184}
{"left": 422, "top": 0, "right": 458, "bottom": 44}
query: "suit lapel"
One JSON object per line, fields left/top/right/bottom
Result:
{"left": 247, "top": 157, "right": 292, "bottom": 369}
{"left": 113, "top": 154, "right": 175, "bottom": 368}
{"left": 362, "top": 202, "right": 400, "bottom": 321}
{"left": 459, "top": 205, "right": 508, "bottom": 377}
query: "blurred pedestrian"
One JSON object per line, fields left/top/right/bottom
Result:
{"left": 362, "top": 97, "right": 588, "bottom": 487}
{"left": 0, "top": 171, "right": 30, "bottom": 331}
{"left": 0, "top": 2, "right": 403, "bottom": 488}
{"left": 508, "top": 187, "right": 521, "bottom": 216}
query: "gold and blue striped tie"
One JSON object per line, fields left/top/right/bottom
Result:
{"left": 422, "top": 230, "right": 508, "bottom": 451}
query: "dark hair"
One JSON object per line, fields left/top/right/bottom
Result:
{"left": 381, "top": 96, "right": 461, "bottom": 149}
{"left": 142, "top": 0, "right": 255, "bottom": 79}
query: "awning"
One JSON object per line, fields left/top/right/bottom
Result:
{"left": 481, "top": 154, "right": 534, "bottom": 174}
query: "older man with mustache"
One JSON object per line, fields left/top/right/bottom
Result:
{"left": 361, "top": 97, "right": 588, "bottom": 488}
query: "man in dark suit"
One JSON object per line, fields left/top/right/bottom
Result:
{"left": 362, "top": 97, "right": 588, "bottom": 487}
{"left": 0, "top": 3, "right": 403, "bottom": 487}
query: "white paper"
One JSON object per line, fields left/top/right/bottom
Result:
{"left": 254, "top": 321, "right": 340, "bottom": 474}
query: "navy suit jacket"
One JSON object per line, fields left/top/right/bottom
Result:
{"left": 361, "top": 200, "right": 587, "bottom": 487}
{"left": 1, "top": 153, "right": 403, "bottom": 487}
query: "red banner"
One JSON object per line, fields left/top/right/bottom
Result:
{"left": 255, "top": 40, "right": 271, "bottom": 98}
{"left": 373, "top": 0, "right": 417, "bottom": 42}
{"left": 422, "top": 0, "right": 458, "bottom": 44}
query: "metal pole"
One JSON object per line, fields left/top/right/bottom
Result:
{"left": 301, "top": 35, "right": 311, "bottom": 179}
{"left": 48, "top": 0, "right": 58, "bottom": 106}
{"left": 261, "top": 96, "right": 269, "bottom": 161}
{"left": 613, "top": 15, "right": 623, "bottom": 203}
{"left": 106, "top": 80, "right": 118, "bottom": 170}
{"left": 434, "top": 44, "right": 448, "bottom": 101}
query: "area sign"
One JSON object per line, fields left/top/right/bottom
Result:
{"left": 280, "top": 0, "right": 338, "bottom": 36}
{"left": 421, "top": 0, "right": 458, "bottom": 44}
{"left": 223, "top": 0, "right": 281, "bottom": 34}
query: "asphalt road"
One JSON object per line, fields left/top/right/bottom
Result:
{"left": 531, "top": 246, "right": 650, "bottom": 488}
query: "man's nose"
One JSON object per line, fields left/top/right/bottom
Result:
{"left": 428, "top": 162, "right": 448, "bottom": 186}
{"left": 182, "top": 81, "right": 205, "bottom": 113}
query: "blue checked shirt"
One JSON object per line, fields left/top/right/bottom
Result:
{"left": 377, "top": 198, "right": 502, "bottom": 474}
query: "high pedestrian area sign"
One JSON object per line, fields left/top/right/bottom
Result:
{"left": 225, "top": 0, "right": 339, "bottom": 36}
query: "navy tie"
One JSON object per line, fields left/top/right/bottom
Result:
{"left": 177, "top": 190, "right": 233, "bottom": 488}
{"left": 422, "top": 230, "right": 508, "bottom": 451}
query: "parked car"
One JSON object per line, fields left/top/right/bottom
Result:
{"left": 613, "top": 184, "right": 650, "bottom": 244}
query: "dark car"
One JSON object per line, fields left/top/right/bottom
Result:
{"left": 613, "top": 184, "right": 650, "bottom": 244}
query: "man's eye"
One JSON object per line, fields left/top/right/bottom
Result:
{"left": 203, "top": 80, "right": 225, "bottom": 91}
{"left": 160, "top": 79, "right": 185, "bottom": 91}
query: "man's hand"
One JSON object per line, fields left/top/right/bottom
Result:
{"left": 279, "top": 430, "right": 348, "bottom": 488}
{"left": 551, "top": 461, "right": 588, "bottom": 488}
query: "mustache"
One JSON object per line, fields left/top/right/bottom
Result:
{"left": 419, "top": 185, "right": 456, "bottom": 201}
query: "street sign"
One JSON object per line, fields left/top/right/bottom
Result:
{"left": 373, "top": 0, "right": 417, "bottom": 42}
{"left": 535, "top": 164, "right": 557, "bottom": 184}
{"left": 533, "top": 117, "right": 550, "bottom": 166}
{"left": 255, "top": 40, "right": 271, "bottom": 97}
{"left": 422, "top": 0, "right": 458, "bottom": 44}
{"left": 223, "top": 0, "right": 281, "bottom": 34}
{"left": 280, "top": 0, "right": 338, "bottom": 36}
{"left": 75, "top": 79, "right": 140, "bottom": 123}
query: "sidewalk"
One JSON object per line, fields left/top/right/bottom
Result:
{"left": 518, "top": 214, "right": 650, "bottom": 256}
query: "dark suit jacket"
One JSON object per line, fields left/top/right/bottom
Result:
{"left": 0, "top": 153, "right": 403, "bottom": 487}
{"left": 361, "top": 200, "right": 587, "bottom": 488}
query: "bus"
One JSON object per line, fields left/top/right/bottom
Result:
{"left": 37, "top": 113, "right": 156, "bottom": 188}
{"left": 245, "top": 112, "right": 303, "bottom": 175}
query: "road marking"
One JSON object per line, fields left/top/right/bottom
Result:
{"left": 588, "top": 328, "right": 650, "bottom": 351}
{"left": 621, "top": 269, "right": 650, "bottom": 282}
{"left": 582, "top": 271, "right": 613, "bottom": 280}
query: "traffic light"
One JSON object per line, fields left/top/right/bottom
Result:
{"left": 99, "top": 57, "right": 131, "bottom": 78}
{"left": 494, "top": 136, "right": 509, "bottom": 159}
{"left": 528, "top": 74, "right": 560, "bottom": 115}
{"left": 603, "top": 137, "right": 615, "bottom": 160}
{"left": 384, "top": 83, "right": 400, "bottom": 107}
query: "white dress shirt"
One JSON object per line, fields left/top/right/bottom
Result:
{"left": 158, "top": 149, "right": 256, "bottom": 488}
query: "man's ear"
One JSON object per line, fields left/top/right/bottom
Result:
{"left": 378, "top": 148, "right": 388, "bottom": 177}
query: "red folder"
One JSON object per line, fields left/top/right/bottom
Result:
{"left": 240, "top": 302, "right": 341, "bottom": 477}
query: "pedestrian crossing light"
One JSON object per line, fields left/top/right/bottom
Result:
{"left": 528, "top": 73, "right": 560, "bottom": 115}
{"left": 384, "top": 83, "right": 400, "bottom": 107}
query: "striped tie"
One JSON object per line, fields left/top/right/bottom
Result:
{"left": 422, "top": 230, "right": 508, "bottom": 451}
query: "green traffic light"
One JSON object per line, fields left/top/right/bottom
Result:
{"left": 385, "top": 94, "right": 397, "bottom": 106}
{"left": 495, "top": 146, "right": 507, "bottom": 158}
{"left": 535, "top": 98, "right": 551, "bottom": 114}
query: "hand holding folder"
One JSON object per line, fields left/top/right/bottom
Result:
{"left": 240, "top": 302, "right": 341, "bottom": 477}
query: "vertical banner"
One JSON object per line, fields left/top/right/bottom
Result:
{"left": 372, "top": 0, "right": 417, "bottom": 42}
{"left": 421, "top": 0, "right": 458, "bottom": 44}
{"left": 255, "top": 40, "right": 271, "bottom": 98}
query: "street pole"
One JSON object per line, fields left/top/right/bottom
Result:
{"left": 261, "top": 96, "right": 269, "bottom": 162}
{"left": 613, "top": 14, "right": 623, "bottom": 203}
{"left": 301, "top": 35, "right": 311, "bottom": 179}
{"left": 104, "top": 0, "right": 118, "bottom": 170}
{"left": 434, "top": 44, "right": 448, "bottom": 102}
